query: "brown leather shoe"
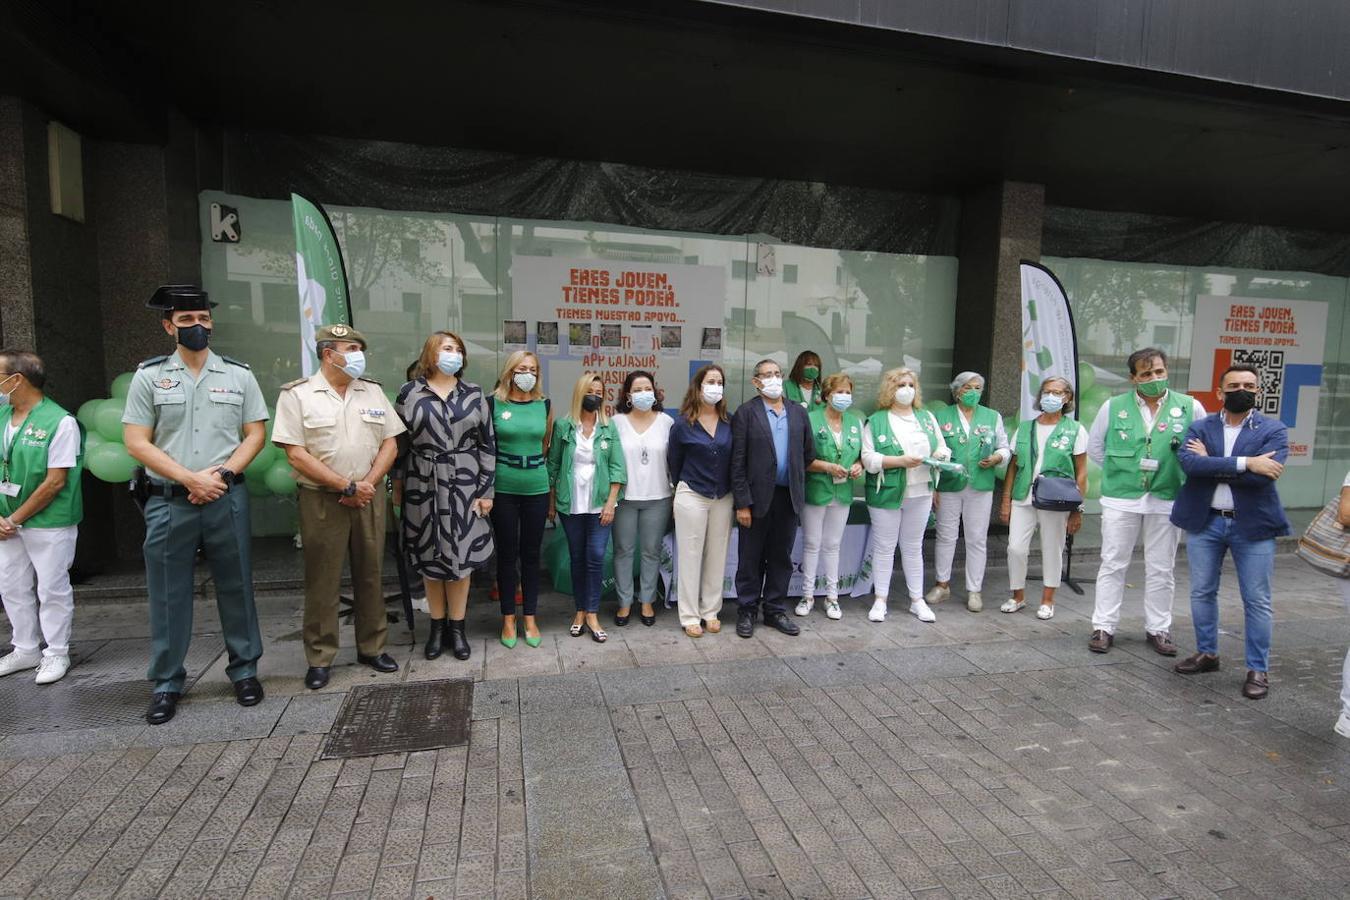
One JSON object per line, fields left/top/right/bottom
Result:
{"left": 1242, "top": 670, "right": 1269, "bottom": 700}
{"left": 1146, "top": 631, "right": 1178, "bottom": 657}
{"left": 1088, "top": 630, "right": 1113, "bottom": 653}
{"left": 1173, "top": 652, "right": 1220, "bottom": 675}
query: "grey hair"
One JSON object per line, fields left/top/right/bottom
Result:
{"left": 315, "top": 340, "right": 337, "bottom": 359}
{"left": 0, "top": 349, "right": 45, "bottom": 390}
{"left": 949, "top": 371, "right": 983, "bottom": 397}
{"left": 753, "top": 358, "right": 780, "bottom": 378}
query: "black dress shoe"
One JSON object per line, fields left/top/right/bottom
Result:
{"left": 233, "top": 677, "right": 264, "bottom": 707}
{"left": 640, "top": 607, "right": 656, "bottom": 627}
{"left": 736, "top": 608, "right": 756, "bottom": 639}
{"left": 614, "top": 608, "right": 630, "bottom": 627}
{"left": 146, "top": 691, "right": 180, "bottom": 725}
{"left": 358, "top": 653, "right": 400, "bottom": 673}
{"left": 305, "top": 666, "right": 330, "bottom": 690}
{"left": 763, "top": 612, "right": 801, "bottom": 636}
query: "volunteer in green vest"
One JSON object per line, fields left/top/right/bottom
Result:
{"left": 999, "top": 375, "right": 1088, "bottom": 620}
{"left": 489, "top": 350, "right": 550, "bottom": 649}
{"left": 547, "top": 372, "right": 627, "bottom": 643}
{"left": 795, "top": 373, "right": 864, "bottom": 621}
{"left": 1087, "top": 348, "right": 1206, "bottom": 655}
{"left": 926, "top": 371, "right": 1010, "bottom": 614}
{"left": 861, "top": 367, "right": 951, "bottom": 624}
{"left": 784, "top": 350, "right": 826, "bottom": 410}
{"left": 123, "top": 285, "right": 269, "bottom": 725}
{"left": 0, "top": 350, "right": 83, "bottom": 685}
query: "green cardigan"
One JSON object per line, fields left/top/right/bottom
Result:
{"left": 547, "top": 417, "right": 627, "bottom": 515}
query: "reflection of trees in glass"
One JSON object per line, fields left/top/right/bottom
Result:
{"left": 1067, "top": 265, "right": 1186, "bottom": 355}
{"left": 840, "top": 251, "right": 926, "bottom": 350}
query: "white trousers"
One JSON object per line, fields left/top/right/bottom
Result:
{"left": 1007, "top": 504, "right": 1068, "bottom": 590}
{"left": 0, "top": 525, "right": 78, "bottom": 657}
{"left": 933, "top": 486, "right": 993, "bottom": 591}
{"left": 867, "top": 494, "right": 932, "bottom": 602}
{"left": 672, "top": 483, "right": 733, "bottom": 627}
{"left": 1092, "top": 507, "right": 1179, "bottom": 634}
{"left": 801, "top": 501, "right": 849, "bottom": 600}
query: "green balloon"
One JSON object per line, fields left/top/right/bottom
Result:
{"left": 94, "top": 400, "right": 126, "bottom": 443}
{"left": 264, "top": 460, "right": 298, "bottom": 496}
{"left": 245, "top": 443, "right": 279, "bottom": 482}
{"left": 246, "top": 473, "right": 273, "bottom": 498}
{"left": 86, "top": 442, "right": 138, "bottom": 483}
{"left": 1077, "top": 361, "right": 1096, "bottom": 393}
{"left": 926, "top": 398, "right": 948, "bottom": 413}
{"left": 1085, "top": 459, "right": 1103, "bottom": 500}
{"left": 1079, "top": 398, "right": 1105, "bottom": 428}
{"left": 76, "top": 399, "right": 104, "bottom": 430}
{"left": 83, "top": 431, "right": 107, "bottom": 453}
{"left": 109, "top": 372, "right": 136, "bottom": 399}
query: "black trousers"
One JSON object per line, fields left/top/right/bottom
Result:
{"left": 735, "top": 486, "right": 798, "bottom": 616}
{"left": 490, "top": 492, "right": 549, "bottom": 616}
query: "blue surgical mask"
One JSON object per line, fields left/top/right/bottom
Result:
{"left": 337, "top": 349, "right": 366, "bottom": 380}
{"left": 630, "top": 390, "right": 656, "bottom": 411}
{"left": 436, "top": 350, "right": 463, "bottom": 376}
{"left": 1039, "top": 393, "right": 1064, "bottom": 413}
{"left": 829, "top": 392, "right": 853, "bottom": 411}
{"left": 0, "top": 374, "right": 16, "bottom": 407}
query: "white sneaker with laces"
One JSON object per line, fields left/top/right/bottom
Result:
{"left": 967, "top": 591, "right": 983, "bottom": 613}
{"left": 924, "top": 584, "right": 950, "bottom": 605}
{"left": 34, "top": 655, "right": 70, "bottom": 685}
{"left": 1036, "top": 603, "right": 1055, "bottom": 620}
{"left": 0, "top": 650, "right": 41, "bottom": 678}
{"left": 868, "top": 598, "right": 888, "bottom": 622}
{"left": 909, "top": 598, "right": 936, "bottom": 623}
{"left": 1335, "top": 712, "right": 1350, "bottom": 739}
{"left": 824, "top": 599, "right": 842, "bottom": 620}
{"left": 795, "top": 598, "right": 814, "bottom": 617}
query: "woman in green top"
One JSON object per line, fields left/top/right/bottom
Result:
{"left": 489, "top": 351, "right": 550, "bottom": 649}
{"left": 785, "top": 350, "right": 826, "bottom": 410}
{"left": 547, "top": 372, "right": 627, "bottom": 643}
{"left": 795, "top": 373, "right": 863, "bottom": 621}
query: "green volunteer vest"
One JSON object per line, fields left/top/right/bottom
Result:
{"left": 864, "top": 408, "right": 940, "bottom": 510}
{"left": 492, "top": 398, "right": 550, "bottom": 496}
{"left": 1010, "top": 415, "right": 1080, "bottom": 502}
{"left": 1101, "top": 391, "right": 1193, "bottom": 501}
{"left": 934, "top": 404, "right": 1000, "bottom": 493}
{"left": 0, "top": 397, "right": 83, "bottom": 527}
{"left": 784, "top": 379, "right": 825, "bottom": 410}
{"left": 805, "top": 408, "right": 864, "bottom": 506}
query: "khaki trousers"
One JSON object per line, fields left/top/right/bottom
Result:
{"left": 298, "top": 484, "right": 388, "bottom": 666}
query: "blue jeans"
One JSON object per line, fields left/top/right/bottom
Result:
{"left": 1186, "top": 512, "right": 1275, "bottom": 672}
{"left": 560, "top": 513, "right": 611, "bottom": 613}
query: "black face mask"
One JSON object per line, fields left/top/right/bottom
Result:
{"left": 581, "top": 394, "right": 603, "bottom": 413}
{"left": 177, "top": 324, "right": 211, "bottom": 352}
{"left": 1222, "top": 389, "right": 1256, "bottom": 414}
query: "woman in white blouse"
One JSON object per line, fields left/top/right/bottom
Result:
{"left": 611, "top": 371, "right": 673, "bottom": 627}
{"left": 861, "top": 367, "right": 950, "bottom": 623}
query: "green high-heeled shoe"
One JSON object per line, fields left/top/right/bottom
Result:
{"left": 500, "top": 629, "right": 518, "bottom": 649}
{"left": 523, "top": 633, "right": 542, "bottom": 648}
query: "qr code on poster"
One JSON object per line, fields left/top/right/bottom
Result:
{"left": 1233, "top": 349, "right": 1283, "bottom": 414}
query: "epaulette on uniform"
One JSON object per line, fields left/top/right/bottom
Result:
{"left": 136, "top": 355, "right": 168, "bottom": 370}
{"left": 280, "top": 378, "right": 307, "bottom": 391}
{"left": 221, "top": 355, "right": 251, "bottom": 369}
{"left": 358, "top": 377, "right": 382, "bottom": 385}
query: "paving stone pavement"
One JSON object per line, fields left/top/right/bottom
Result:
{"left": 0, "top": 554, "right": 1348, "bottom": 898}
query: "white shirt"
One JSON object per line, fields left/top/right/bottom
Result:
{"left": 1087, "top": 391, "right": 1208, "bottom": 515}
{"left": 612, "top": 413, "right": 672, "bottom": 501}
{"left": 1210, "top": 412, "right": 1252, "bottom": 512}
{"left": 1014, "top": 419, "right": 1088, "bottom": 507}
{"left": 572, "top": 427, "right": 598, "bottom": 515}
{"left": 3, "top": 415, "right": 78, "bottom": 469}
{"left": 862, "top": 409, "right": 947, "bottom": 498}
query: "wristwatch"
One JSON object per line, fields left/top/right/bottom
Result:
{"left": 342, "top": 481, "right": 358, "bottom": 497}
{"left": 216, "top": 467, "right": 236, "bottom": 486}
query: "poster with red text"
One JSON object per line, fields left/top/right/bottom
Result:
{"left": 1186, "top": 295, "right": 1327, "bottom": 466}
{"left": 509, "top": 256, "right": 726, "bottom": 411}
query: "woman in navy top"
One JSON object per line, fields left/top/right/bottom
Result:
{"left": 668, "top": 364, "right": 734, "bottom": 637}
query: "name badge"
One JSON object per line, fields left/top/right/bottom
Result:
{"left": 0, "top": 482, "right": 20, "bottom": 498}
{"left": 1139, "top": 458, "right": 1160, "bottom": 473}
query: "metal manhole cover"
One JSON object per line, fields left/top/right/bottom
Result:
{"left": 321, "top": 679, "right": 472, "bottom": 759}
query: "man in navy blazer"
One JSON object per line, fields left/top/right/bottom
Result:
{"left": 1170, "top": 363, "right": 1290, "bottom": 699}
{"left": 730, "top": 358, "right": 815, "bottom": 638}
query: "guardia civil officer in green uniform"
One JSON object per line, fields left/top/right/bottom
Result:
{"left": 122, "top": 285, "right": 269, "bottom": 725}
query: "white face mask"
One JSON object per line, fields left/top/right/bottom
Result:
{"left": 894, "top": 386, "right": 916, "bottom": 407}
{"left": 436, "top": 350, "right": 463, "bottom": 376}
{"left": 512, "top": 372, "right": 537, "bottom": 392}
{"left": 630, "top": 390, "right": 656, "bottom": 411}
{"left": 701, "top": 382, "right": 724, "bottom": 404}
{"left": 758, "top": 375, "right": 783, "bottom": 399}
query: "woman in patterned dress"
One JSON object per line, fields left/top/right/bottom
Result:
{"left": 393, "top": 331, "right": 496, "bottom": 662}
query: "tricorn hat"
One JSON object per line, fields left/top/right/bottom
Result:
{"left": 146, "top": 284, "right": 215, "bottom": 312}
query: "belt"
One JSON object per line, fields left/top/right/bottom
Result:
{"left": 1210, "top": 508, "right": 1236, "bottom": 519}
{"left": 498, "top": 451, "right": 545, "bottom": 469}
{"left": 148, "top": 477, "right": 245, "bottom": 499}
{"left": 416, "top": 448, "right": 480, "bottom": 465}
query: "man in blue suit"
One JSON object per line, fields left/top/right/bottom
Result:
{"left": 1170, "top": 363, "right": 1290, "bottom": 699}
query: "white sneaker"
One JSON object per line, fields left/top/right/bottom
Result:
{"left": 924, "top": 584, "right": 950, "bottom": 605}
{"left": 967, "top": 591, "right": 983, "bottom": 613}
{"left": 1335, "top": 712, "right": 1350, "bottom": 739}
{"left": 824, "top": 599, "right": 842, "bottom": 620}
{"left": 1036, "top": 604, "right": 1055, "bottom": 620}
{"left": 795, "top": 598, "right": 814, "bottom": 617}
{"left": 0, "top": 650, "right": 41, "bottom": 678}
{"left": 34, "top": 655, "right": 70, "bottom": 685}
{"left": 868, "top": 598, "right": 888, "bottom": 622}
{"left": 909, "top": 598, "right": 936, "bottom": 623}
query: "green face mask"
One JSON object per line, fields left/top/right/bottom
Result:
{"left": 959, "top": 389, "right": 981, "bottom": 408}
{"left": 802, "top": 366, "right": 819, "bottom": 382}
{"left": 1136, "top": 378, "right": 1168, "bottom": 398}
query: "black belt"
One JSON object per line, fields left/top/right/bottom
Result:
{"left": 148, "top": 477, "right": 244, "bottom": 499}
{"left": 1210, "top": 508, "right": 1236, "bottom": 519}
{"left": 498, "top": 451, "right": 545, "bottom": 469}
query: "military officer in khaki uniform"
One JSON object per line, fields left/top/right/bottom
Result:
{"left": 272, "top": 324, "right": 405, "bottom": 689}
{"left": 122, "top": 285, "right": 269, "bottom": 725}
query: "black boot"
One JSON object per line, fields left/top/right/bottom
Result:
{"left": 447, "top": 619, "right": 471, "bottom": 660}
{"left": 425, "top": 617, "right": 446, "bottom": 660}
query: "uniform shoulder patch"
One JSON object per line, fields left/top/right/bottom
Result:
{"left": 221, "top": 355, "right": 251, "bottom": 369}
{"left": 136, "top": 355, "right": 168, "bottom": 370}
{"left": 280, "top": 378, "right": 307, "bottom": 391}
{"left": 358, "top": 376, "right": 382, "bottom": 386}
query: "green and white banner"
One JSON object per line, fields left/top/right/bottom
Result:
{"left": 291, "top": 193, "right": 352, "bottom": 376}
{"left": 1019, "top": 261, "right": 1079, "bottom": 420}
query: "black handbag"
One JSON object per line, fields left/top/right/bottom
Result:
{"left": 1031, "top": 474, "right": 1083, "bottom": 512}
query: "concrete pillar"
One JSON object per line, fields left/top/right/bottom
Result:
{"left": 953, "top": 181, "right": 1045, "bottom": 419}
{"left": 0, "top": 97, "right": 36, "bottom": 349}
